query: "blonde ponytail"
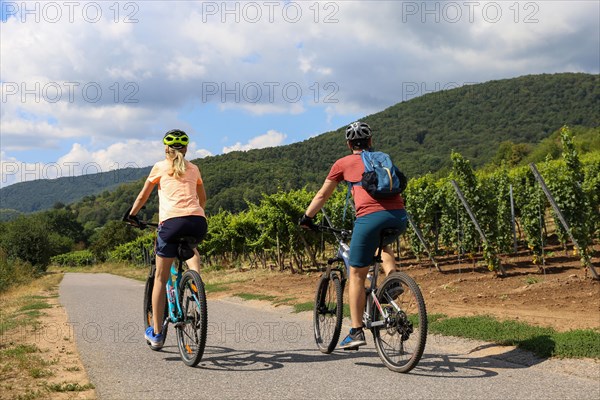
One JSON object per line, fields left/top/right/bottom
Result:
{"left": 165, "top": 146, "right": 187, "bottom": 179}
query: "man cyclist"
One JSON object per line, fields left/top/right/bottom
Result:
{"left": 125, "top": 129, "right": 208, "bottom": 348}
{"left": 299, "top": 121, "right": 407, "bottom": 349}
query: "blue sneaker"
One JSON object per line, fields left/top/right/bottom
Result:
{"left": 339, "top": 328, "right": 366, "bottom": 350}
{"left": 145, "top": 326, "right": 164, "bottom": 350}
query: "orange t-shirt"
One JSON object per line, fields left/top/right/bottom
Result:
{"left": 326, "top": 153, "right": 404, "bottom": 217}
{"left": 147, "top": 159, "right": 205, "bottom": 222}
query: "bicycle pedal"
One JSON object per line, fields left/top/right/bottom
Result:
{"left": 343, "top": 346, "right": 359, "bottom": 351}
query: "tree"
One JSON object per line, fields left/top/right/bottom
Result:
{"left": 0, "top": 214, "right": 71, "bottom": 271}
{"left": 90, "top": 220, "right": 139, "bottom": 261}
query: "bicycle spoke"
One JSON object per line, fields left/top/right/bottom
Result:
{"left": 176, "top": 270, "right": 207, "bottom": 367}
{"left": 374, "top": 272, "right": 427, "bottom": 373}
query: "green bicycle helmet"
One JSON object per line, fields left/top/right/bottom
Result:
{"left": 163, "top": 129, "right": 190, "bottom": 149}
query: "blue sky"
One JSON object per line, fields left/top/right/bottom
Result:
{"left": 1, "top": 1, "right": 599, "bottom": 187}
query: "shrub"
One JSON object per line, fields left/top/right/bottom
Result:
{"left": 51, "top": 250, "right": 96, "bottom": 267}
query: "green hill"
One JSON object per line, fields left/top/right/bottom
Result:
{"left": 1, "top": 72, "right": 598, "bottom": 224}
{"left": 0, "top": 167, "right": 150, "bottom": 214}
{"left": 201, "top": 72, "right": 599, "bottom": 211}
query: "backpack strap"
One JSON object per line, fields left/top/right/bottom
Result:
{"left": 343, "top": 151, "right": 367, "bottom": 221}
{"left": 342, "top": 181, "right": 352, "bottom": 222}
{"left": 360, "top": 150, "right": 375, "bottom": 172}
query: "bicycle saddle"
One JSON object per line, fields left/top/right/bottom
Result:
{"left": 380, "top": 228, "right": 403, "bottom": 239}
{"left": 176, "top": 236, "right": 200, "bottom": 261}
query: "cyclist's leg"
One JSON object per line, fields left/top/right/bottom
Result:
{"left": 152, "top": 255, "right": 174, "bottom": 333}
{"left": 348, "top": 266, "right": 369, "bottom": 328}
{"left": 348, "top": 213, "right": 382, "bottom": 330}
{"left": 378, "top": 209, "right": 408, "bottom": 276}
{"left": 185, "top": 248, "right": 201, "bottom": 274}
{"left": 381, "top": 246, "right": 396, "bottom": 276}
{"left": 152, "top": 220, "right": 180, "bottom": 334}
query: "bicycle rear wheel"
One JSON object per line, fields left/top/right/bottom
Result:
{"left": 373, "top": 272, "right": 427, "bottom": 373}
{"left": 176, "top": 270, "right": 207, "bottom": 367}
{"left": 313, "top": 272, "right": 343, "bottom": 354}
{"left": 143, "top": 272, "right": 168, "bottom": 350}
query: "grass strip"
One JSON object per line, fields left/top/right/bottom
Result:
{"left": 293, "top": 301, "right": 350, "bottom": 318}
{"left": 292, "top": 302, "right": 313, "bottom": 313}
{"left": 203, "top": 282, "right": 230, "bottom": 294}
{"left": 45, "top": 382, "right": 95, "bottom": 392}
{"left": 236, "top": 293, "right": 277, "bottom": 302}
{"left": 428, "top": 314, "right": 600, "bottom": 359}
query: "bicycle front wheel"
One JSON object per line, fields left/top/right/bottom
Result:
{"left": 313, "top": 272, "right": 343, "bottom": 354}
{"left": 176, "top": 270, "right": 208, "bottom": 367}
{"left": 143, "top": 273, "right": 168, "bottom": 350}
{"left": 373, "top": 272, "right": 427, "bottom": 373}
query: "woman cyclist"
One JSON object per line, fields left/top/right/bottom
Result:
{"left": 299, "top": 121, "right": 407, "bottom": 349}
{"left": 125, "top": 129, "right": 208, "bottom": 348}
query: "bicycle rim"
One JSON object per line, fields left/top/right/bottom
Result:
{"left": 373, "top": 272, "right": 427, "bottom": 373}
{"left": 313, "top": 273, "right": 343, "bottom": 354}
{"left": 177, "top": 270, "right": 207, "bottom": 367}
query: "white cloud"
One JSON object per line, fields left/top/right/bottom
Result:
{"left": 193, "top": 148, "right": 213, "bottom": 159}
{"left": 223, "top": 130, "right": 287, "bottom": 153}
{"left": 219, "top": 102, "right": 306, "bottom": 116}
{"left": 0, "top": 0, "right": 597, "bottom": 179}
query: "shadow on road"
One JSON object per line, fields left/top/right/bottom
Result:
{"left": 156, "top": 342, "right": 546, "bottom": 378}
{"left": 159, "top": 345, "right": 379, "bottom": 371}
{"left": 408, "top": 344, "right": 548, "bottom": 378}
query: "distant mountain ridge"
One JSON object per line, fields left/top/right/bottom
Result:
{"left": 1, "top": 72, "right": 598, "bottom": 218}
{"left": 0, "top": 167, "right": 150, "bottom": 214}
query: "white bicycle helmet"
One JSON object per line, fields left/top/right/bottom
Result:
{"left": 345, "top": 121, "right": 372, "bottom": 141}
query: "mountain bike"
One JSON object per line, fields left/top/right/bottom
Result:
{"left": 125, "top": 217, "right": 208, "bottom": 367}
{"left": 312, "top": 214, "right": 427, "bottom": 373}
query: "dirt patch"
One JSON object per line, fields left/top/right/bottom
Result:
{"left": 0, "top": 286, "right": 96, "bottom": 400}
{"left": 207, "top": 244, "right": 600, "bottom": 333}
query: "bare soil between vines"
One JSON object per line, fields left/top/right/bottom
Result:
{"left": 209, "top": 243, "right": 600, "bottom": 333}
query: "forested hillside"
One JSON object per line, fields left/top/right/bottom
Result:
{"left": 199, "top": 73, "right": 600, "bottom": 212}
{"left": 0, "top": 167, "right": 150, "bottom": 215}
{"left": 1, "top": 73, "right": 598, "bottom": 220}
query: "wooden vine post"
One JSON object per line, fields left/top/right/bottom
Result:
{"left": 529, "top": 163, "right": 599, "bottom": 280}
{"left": 450, "top": 180, "right": 506, "bottom": 276}
{"left": 406, "top": 212, "right": 441, "bottom": 272}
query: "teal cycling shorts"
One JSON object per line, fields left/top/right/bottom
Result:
{"left": 349, "top": 209, "right": 408, "bottom": 268}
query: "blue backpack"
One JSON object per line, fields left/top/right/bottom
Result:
{"left": 354, "top": 151, "right": 407, "bottom": 198}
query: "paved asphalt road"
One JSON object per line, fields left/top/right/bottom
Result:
{"left": 59, "top": 273, "right": 599, "bottom": 400}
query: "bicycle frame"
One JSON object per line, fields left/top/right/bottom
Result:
{"left": 319, "top": 219, "right": 397, "bottom": 332}
{"left": 165, "top": 258, "right": 204, "bottom": 329}
{"left": 165, "top": 262, "right": 184, "bottom": 324}
{"left": 312, "top": 210, "right": 428, "bottom": 372}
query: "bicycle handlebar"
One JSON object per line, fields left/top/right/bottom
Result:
{"left": 316, "top": 224, "right": 351, "bottom": 237}
{"left": 122, "top": 206, "right": 158, "bottom": 230}
{"left": 123, "top": 218, "right": 158, "bottom": 230}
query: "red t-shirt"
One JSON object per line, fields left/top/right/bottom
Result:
{"left": 326, "top": 153, "right": 404, "bottom": 217}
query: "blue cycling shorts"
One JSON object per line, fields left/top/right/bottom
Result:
{"left": 156, "top": 216, "right": 207, "bottom": 258}
{"left": 349, "top": 209, "right": 408, "bottom": 268}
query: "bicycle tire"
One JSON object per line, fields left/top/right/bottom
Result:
{"left": 313, "top": 272, "right": 343, "bottom": 354}
{"left": 372, "top": 271, "right": 427, "bottom": 373}
{"left": 143, "top": 275, "right": 169, "bottom": 350}
{"left": 176, "top": 270, "right": 207, "bottom": 367}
